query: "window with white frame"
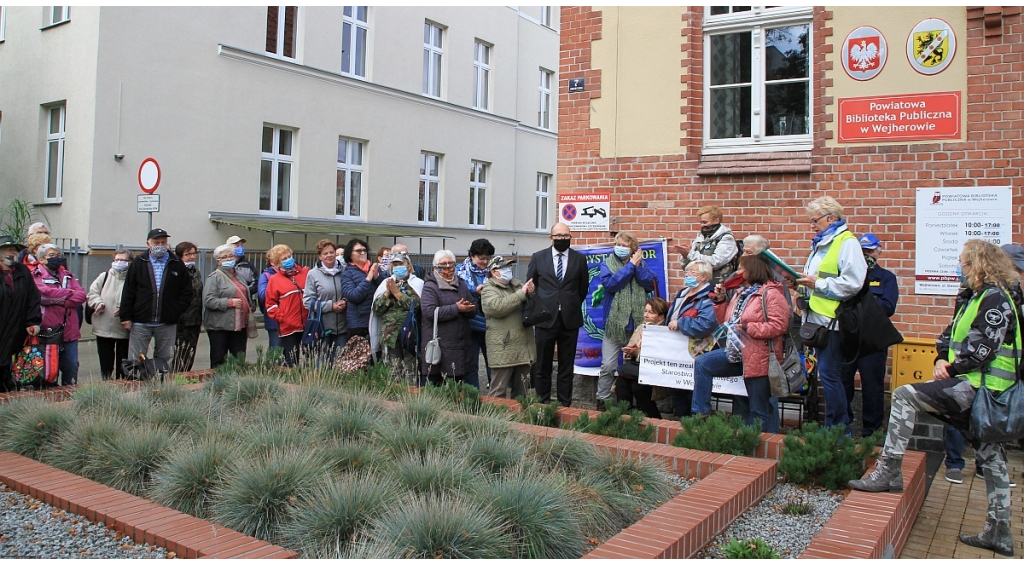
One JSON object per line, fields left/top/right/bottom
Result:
{"left": 259, "top": 125, "right": 295, "bottom": 214}
{"left": 266, "top": 6, "right": 297, "bottom": 59}
{"left": 336, "top": 137, "right": 363, "bottom": 219}
{"left": 535, "top": 173, "right": 551, "bottom": 231}
{"left": 341, "top": 6, "right": 368, "bottom": 77}
{"left": 473, "top": 40, "right": 491, "bottom": 111}
{"left": 538, "top": 69, "right": 553, "bottom": 129}
{"left": 540, "top": 6, "right": 553, "bottom": 27}
{"left": 44, "top": 104, "right": 65, "bottom": 203}
{"left": 45, "top": 6, "right": 69, "bottom": 27}
{"left": 422, "top": 22, "right": 444, "bottom": 98}
{"left": 703, "top": 6, "right": 812, "bottom": 153}
{"left": 418, "top": 152, "right": 440, "bottom": 224}
{"left": 468, "top": 160, "right": 487, "bottom": 226}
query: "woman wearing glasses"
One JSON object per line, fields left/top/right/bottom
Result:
{"left": 419, "top": 249, "right": 477, "bottom": 386}
{"left": 340, "top": 238, "right": 385, "bottom": 339}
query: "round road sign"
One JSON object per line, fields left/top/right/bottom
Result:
{"left": 561, "top": 204, "right": 578, "bottom": 221}
{"left": 139, "top": 158, "right": 161, "bottom": 194}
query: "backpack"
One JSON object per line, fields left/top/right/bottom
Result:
{"left": 397, "top": 301, "right": 420, "bottom": 356}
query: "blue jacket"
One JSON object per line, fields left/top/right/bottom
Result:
{"left": 666, "top": 283, "right": 718, "bottom": 338}
{"left": 598, "top": 256, "right": 657, "bottom": 330}
{"left": 340, "top": 263, "right": 385, "bottom": 330}
{"left": 866, "top": 265, "right": 899, "bottom": 317}
{"left": 257, "top": 266, "right": 279, "bottom": 331}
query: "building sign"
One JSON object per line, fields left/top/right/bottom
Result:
{"left": 558, "top": 193, "right": 610, "bottom": 231}
{"left": 568, "top": 78, "right": 585, "bottom": 92}
{"left": 915, "top": 187, "right": 1012, "bottom": 295}
{"left": 636, "top": 326, "right": 747, "bottom": 396}
{"left": 837, "top": 91, "right": 960, "bottom": 143}
{"left": 842, "top": 26, "right": 887, "bottom": 81}
{"left": 907, "top": 18, "right": 956, "bottom": 75}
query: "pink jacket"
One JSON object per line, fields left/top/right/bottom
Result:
{"left": 32, "top": 264, "right": 86, "bottom": 342}
{"left": 727, "top": 281, "right": 790, "bottom": 378}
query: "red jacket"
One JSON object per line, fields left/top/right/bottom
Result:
{"left": 265, "top": 266, "right": 309, "bottom": 337}
{"left": 727, "top": 281, "right": 790, "bottom": 378}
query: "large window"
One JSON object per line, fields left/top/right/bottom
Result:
{"left": 266, "top": 6, "right": 297, "bottom": 59}
{"left": 45, "top": 6, "right": 69, "bottom": 27}
{"left": 341, "top": 6, "right": 367, "bottom": 78}
{"left": 473, "top": 40, "right": 491, "bottom": 111}
{"left": 44, "top": 104, "right": 65, "bottom": 203}
{"left": 259, "top": 125, "right": 294, "bottom": 214}
{"left": 535, "top": 173, "right": 551, "bottom": 231}
{"left": 468, "top": 160, "right": 487, "bottom": 227}
{"left": 418, "top": 152, "right": 440, "bottom": 224}
{"left": 703, "top": 6, "right": 812, "bottom": 153}
{"left": 538, "top": 69, "right": 553, "bottom": 129}
{"left": 422, "top": 22, "right": 444, "bottom": 98}
{"left": 336, "top": 137, "right": 363, "bottom": 219}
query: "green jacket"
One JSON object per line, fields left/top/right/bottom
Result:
{"left": 480, "top": 277, "right": 536, "bottom": 369}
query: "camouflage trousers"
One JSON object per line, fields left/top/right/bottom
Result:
{"left": 383, "top": 345, "right": 419, "bottom": 387}
{"left": 884, "top": 377, "right": 1010, "bottom": 521}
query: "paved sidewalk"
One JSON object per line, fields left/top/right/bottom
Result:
{"left": 902, "top": 449, "right": 1024, "bottom": 559}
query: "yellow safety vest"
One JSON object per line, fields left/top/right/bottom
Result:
{"left": 808, "top": 230, "right": 856, "bottom": 319}
{"left": 948, "top": 287, "right": 1022, "bottom": 392}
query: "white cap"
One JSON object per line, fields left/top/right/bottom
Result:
{"left": 225, "top": 235, "right": 247, "bottom": 245}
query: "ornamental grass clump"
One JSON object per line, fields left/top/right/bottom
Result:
{"left": 393, "top": 393, "right": 444, "bottom": 427}
{"left": 85, "top": 424, "right": 177, "bottom": 496}
{"left": 393, "top": 449, "right": 480, "bottom": 495}
{"left": 320, "top": 440, "right": 389, "bottom": 474}
{"left": 141, "top": 381, "right": 188, "bottom": 405}
{"left": 420, "top": 379, "right": 482, "bottom": 414}
{"left": 100, "top": 394, "right": 154, "bottom": 423}
{"left": 148, "top": 400, "right": 209, "bottom": 437}
{"left": 566, "top": 399, "right": 655, "bottom": 442}
{"left": 40, "top": 414, "right": 128, "bottom": 477}
{"left": 70, "top": 383, "right": 123, "bottom": 413}
{"left": 312, "top": 394, "right": 386, "bottom": 441}
{"left": 375, "top": 420, "right": 453, "bottom": 459}
{"left": 220, "top": 376, "right": 284, "bottom": 410}
{"left": 150, "top": 437, "right": 239, "bottom": 519}
{"left": 0, "top": 400, "right": 72, "bottom": 459}
{"left": 527, "top": 433, "right": 594, "bottom": 476}
{"left": 564, "top": 473, "right": 634, "bottom": 539}
{"left": 778, "top": 423, "right": 882, "bottom": 490}
{"left": 256, "top": 388, "right": 327, "bottom": 428}
{"left": 443, "top": 410, "right": 514, "bottom": 442}
{"left": 585, "top": 450, "right": 677, "bottom": 512}
{"left": 465, "top": 434, "right": 529, "bottom": 475}
{"left": 240, "top": 419, "right": 316, "bottom": 458}
{"left": 673, "top": 412, "right": 763, "bottom": 456}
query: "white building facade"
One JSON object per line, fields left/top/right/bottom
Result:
{"left": 0, "top": 6, "right": 559, "bottom": 271}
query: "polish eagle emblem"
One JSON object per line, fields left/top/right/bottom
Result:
{"left": 849, "top": 37, "right": 880, "bottom": 71}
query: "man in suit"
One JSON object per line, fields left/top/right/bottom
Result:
{"left": 527, "top": 222, "right": 590, "bottom": 406}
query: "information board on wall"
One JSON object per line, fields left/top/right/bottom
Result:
{"left": 915, "top": 187, "right": 1013, "bottom": 295}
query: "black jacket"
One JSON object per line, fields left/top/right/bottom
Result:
{"left": 120, "top": 251, "right": 194, "bottom": 325}
{"left": 526, "top": 246, "right": 590, "bottom": 330}
{"left": 0, "top": 262, "right": 43, "bottom": 367}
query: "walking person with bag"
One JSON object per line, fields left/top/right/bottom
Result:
{"left": 480, "top": 256, "right": 536, "bottom": 399}
{"left": 0, "top": 236, "right": 42, "bottom": 393}
{"left": 371, "top": 252, "right": 424, "bottom": 385}
{"left": 303, "top": 239, "right": 349, "bottom": 364}
{"left": 172, "top": 242, "right": 204, "bottom": 373}
{"left": 850, "top": 239, "right": 1022, "bottom": 556}
{"left": 265, "top": 244, "right": 309, "bottom": 367}
{"left": 420, "top": 250, "right": 477, "bottom": 386}
{"left": 32, "top": 244, "right": 87, "bottom": 387}
{"left": 203, "top": 244, "right": 253, "bottom": 368}
{"left": 87, "top": 249, "right": 133, "bottom": 379}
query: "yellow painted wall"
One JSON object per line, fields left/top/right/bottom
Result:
{"left": 826, "top": 6, "right": 967, "bottom": 146}
{"left": 591, "top": 6, "right": 687, "bottom": 158}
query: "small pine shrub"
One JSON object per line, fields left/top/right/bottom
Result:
{"left": 1, "top": 401, "right": 72, "bottom": 459}
{"left": 672, "top": 412, "right": 762, "bottom": 456}
{"left": 584, "top": 450, "right": 677, "bottom": 512}
{"left": 420, "top": 379, "right": 481, "bottom": 414}
{"left": 40, "top": 414, "right": 127, "bottom": 476}
{"left": 565, "top": 400, "right": 655, "bottom": 442}
{"left": 320, "top": 440, "right": 389, "bottom": 474}
{"left": 150, "top": 437, "right": 238, "bottom": 519}
{"left": 465, "top": 434, "right": 529, "bottom": 475}
{"left": 721, "top": 537, "right": 781, "bottom": 559}
{"left": 516, "top": 392, "right": 560, "bottom": 428}
{"left": 86, "top": 425, "right": 177, "bottom": 496}
{"left": 214, "top": 351, "right": 250, "bottom": 376}
{"left": 778, "top": 424, "right": 882, "bottom": 490}
{"left": 221, "top": 377, "right": 285, "bottom": 410}
{"left": 393, "top": 449, "right": 479, "bottom": 495}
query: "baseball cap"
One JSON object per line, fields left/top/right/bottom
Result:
{"left": 858, "top": 234, "right": 881, "bottom": 250}
{"left": 226, "top": 235, "right": 247, "bottom": 245}
{"left": 1001, "top": 244, "right": 1024, "bottom": 272}
{"left": 390, "top": 251, "right": 410, "bottom": 265}
{"left": 486, "top": 255, "right": 516, "bottom": 270}
{"left": 147, "top": 228, "right": 170, "bottom": 240}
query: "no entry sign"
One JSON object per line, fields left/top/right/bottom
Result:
{"left": 139, "top": 158, "right": 161, "bottom": 194}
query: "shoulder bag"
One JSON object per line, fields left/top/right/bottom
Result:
{"left": 301, "top": 303, "right": 324, "bottom": 346}
{"left": 970, "top": 294, "right": 1024, "bottom": 443}
{"left": 762, "top": 291, "right": 807, "bottom": 398}
{"left": 424, "top": 307, "right": 442, "bottom": 366}
{"left": 84, "top": 272, "right": 109, "bottom": 325}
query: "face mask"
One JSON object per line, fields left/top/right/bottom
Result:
{"left": 613, "top": 246, "right": 630, "bottom": 259}
{"left": 864, "top": 255, "right": 878, "bottom": 270}
{"left": 553, "top": 238, "right": 571, "bottom": 252}
{"left": 380, "top": 256, "right": 391, "bottom": 269}
{"left": 281, "top": 257, "right": 296, "bottom": 270}
{"left": 684, "top": 276, "right": 699, "bottom": 288}
{"left": 1, "top": 255, "right": 17, "bottom": 267}
{"left": 46, "top": 257, "right": 65, "bottom": 271}
{"left": 497, "top": 268, "right": 513, "bottom": 283}
{"left": 436, "top": 265, "right": 455, "bottom": 279}
{"left": 221, "top": 260, "right": 236, "bottom": 270}
{"left": 392, "top": 265, "right": 409, "bottom": 279}
{"left": 233, "top": 246, "right": 245, "bottom": 258}
{"left": 957, "top": 264, "right": 969, "bottom": 286}
{"left": 112, "top": 260, "right": 130, "bottom": 271}
{"left": 183, "top": 261, "right": 195, "bottom": 269}
{"left": 700, "top": 224, "right": 721, "bottom": 237}
{"left": 149, "top": 245, "right": 168, "bottom": 259}
{"left": 722, "top": 270, "right": 745, "bottom": 291}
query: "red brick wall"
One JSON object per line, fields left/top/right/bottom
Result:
{"left": 558, "top": 6, "right": 1024, "bottom": 340}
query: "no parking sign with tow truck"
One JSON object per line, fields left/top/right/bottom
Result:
{"left": 558, "top": 193, "right": 610, "bottom": 231}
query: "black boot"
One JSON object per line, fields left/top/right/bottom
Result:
{"left": 959, "top": 517, "right": 1014, "bottom": 557}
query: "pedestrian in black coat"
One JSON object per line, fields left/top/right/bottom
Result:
{"left": 0, "top": 236, "right": 43, "bottom": 392}
{"left": 419, "top": 250, "right": 477, "bottom": 385}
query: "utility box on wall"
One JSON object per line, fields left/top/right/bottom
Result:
{"left": 891, "top": 338, "right": 938, "bottom": 391}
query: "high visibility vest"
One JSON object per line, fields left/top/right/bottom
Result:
{"left": 808, "top": 230, "right": 857, "bottom": 319}
{"left": 948, "top": 287, "right": 1022, "bottom": 392}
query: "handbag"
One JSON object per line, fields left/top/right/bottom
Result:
{"left": 84, "top": 272, "right": 108, "bottom": 325}
{"left": 762, "top": 293, "right": 807, "bottom": 398}
{"left": 424, "top": 307, "right": 442, "bottom": 366}
{"left": 969, "top": 304, "right": 1024, "bottom": 443}
{"left": 836, "top": 281, "right": 903, "bottom": 361}
{"left": 522, "top": 293, "right": 553, "bottom": 328}
{"left": 301, "top": 304, "right": 324, "bottom": 346}
{"left": 246, "top": 310, "right": 259, "bottom": 339}
{"left": 37, "top": 327, "right": 63, "bottom": 384}
{"left": 799, "top": 320, "right": 832, "bottom": 349}
{"left": 398, "top": 301, "right": 420, "bottom": 355}
{"left": 12, "top": 336, "right": 45, "bottom": 386}
{"left": 336, "top": 335, "right": 373, "bottom": 373}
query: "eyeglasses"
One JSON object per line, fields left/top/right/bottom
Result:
{"left": 437, "top": 263, "right": 456, "bottom": 269}
{"left": 182, "top": 250, "right": 197, "bottom": 257}
{"left": 809, "top": 215, "right": 828, "bottom": 225}
{"left": 352, "top": 249, "right": 367, "bottom": 254}
{"left": 551, "top": 235, "right": 571, "bottom": 240}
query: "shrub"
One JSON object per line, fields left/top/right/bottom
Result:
{"left": 465, "top": 434, "right": 529, "bottom": 475}
{"left": 85, "top": 425, "right": 177, "bottom": 496}
{"left": 174, "top": 373, "right": 201, "bottom": 386}
{"left": 672, "top": 412, "right": 762, "bottom": 456}
{"left": 1, "top": 400, "right": 72, "bottom": 459}
{"left": 40, "top": 414, "right": 127, "bottom": 476}
{"left": 393, "top": 449, "right": 479, "bottom": 495}
{"left": 150, "top": 437, "right": 238, "bottom": 519}
{"left": 721, "top": 537, "right": 780, "bottom": 559}
{"left": 778, "top": 424, "right": 882, "bottom": 490}
{"left": 420, "top": 379, "right": 482, "bottom": 414}
{"left": 584, "top": 450, "right": 677, "bottom": 512}
{"left": 320, "top": 440, "right": 389, "bottom": 474}
{"left": 516, "top": 392, "right": 561, "bottom": 428}
{"left": 565, "top": 400, "right": 656, "bottom": 442}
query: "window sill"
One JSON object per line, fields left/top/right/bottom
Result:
{"left": 40, "top": 19, "right": 70, "bottom": 31}
{"left": 36, "top": 200, "right": 62, "bottom": 206}
{"left": 696, "top": 151, "right": 812, "bottom": 176}
{"left": 334, "top": 216, "right": 363, "bottom": 222}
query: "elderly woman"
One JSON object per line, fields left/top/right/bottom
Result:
{"left": 370, "top": 252, "right": 425, "bottom": 384}
{"left": 420, "top": 249, "right": 477, "bottom": 386}
{"left": 616, "top": 297, "right": 670, "bottom": 419}
{"left": 22, "top": 232, "right": 51, "bottom": 268}
{"left": 203, "top": 244, "right": 252, "bottom": 368}
{"left": 480, "top": 255, "right": 536, "bottom": 398}
{"left": 666, "top": 259, "right": 719, "bottom": 417}
{"left": 32, "top": 243, "right": 87, "bottom": 386}
{"left": 0, "top": 236, "right": 41, "bottom": 393}
{"left": 87, "top": 249, "right": 133, "bottom": 379}
{"left": 456, "top": 238, "right": 496, "bottom": 389}
{"left": 791, "top": 196, "right": 866, "bottom": 430}
{"left": 672, "top": 205, "right": 739, "bottom": 284}
{"left": 303, "top": 239, "right": 349, "bottom": 363}
{"left": 851, "top": 240, "right": 1021, "bottom": 557}
{"left": 597, "top": 231, "right": 656, "bottom": 409}
{"left": 172, "top": 241, "right": 204, "bottom": 373}
{"left": 692, "top": 255, "right": 790, "bottom": 432}
{"left": 340, "top": 238, "right": 384, "bottom": 339}
{"left": 265, "top": 244, "right": 309, "bottom": 366}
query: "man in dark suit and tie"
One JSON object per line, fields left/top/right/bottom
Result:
{"left": 527, "top": 222, "right": 590, "bottom": 406}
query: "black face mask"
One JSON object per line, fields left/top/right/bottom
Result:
{"left": 552, "top": 238, "right": 571, "bottom": 252}
{"left": 47, "top": 256, "right": 66, "bottom": 271}
{"left": 700, "top": 224, "right": 721, "bottom": 237}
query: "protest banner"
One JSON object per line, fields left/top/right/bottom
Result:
{"left": 637, "top": 326, "right": 747, "bottom": 396}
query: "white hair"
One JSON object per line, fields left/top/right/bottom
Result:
{"left": 27, "top": 222, "right": 48, "bottom": 238}
{"left": 806, "top": 196, "right": 844, "bottom": 220}
{"left": 391, "top": 244, "right": 410, "bottom": 254}
{"left": 432, "top": 249, "right": 456, "bottom": 266}
{"left": 687, "top": 258, "right": 713, "bottom": 280}
{"left": 743, "top": 235, "right": 770, "bottom": 254}
{"left": 37, "top": 243, "right": 61, "bottom": 257}
{"left": 213, "top": 244, "right": 234, "bottom": 260}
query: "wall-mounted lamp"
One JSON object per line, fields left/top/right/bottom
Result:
{"left": 114, "top": 154, "right": 125, "bottom": 162}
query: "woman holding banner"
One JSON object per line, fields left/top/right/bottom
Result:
{"left": 616, "top": 297, "right": 669, "bottom": 418}
{"left": 666, "top": 259, "right": 718, "bottom": 417}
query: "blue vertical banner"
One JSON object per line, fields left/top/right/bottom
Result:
{"left": 573, "top": 239, "right": 669, "bottom": 376}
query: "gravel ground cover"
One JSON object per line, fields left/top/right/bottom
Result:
{"left": 697, "top": 482, "right": 843, "bottom": 559}
{"left": 0, "top": 483, "right": 170, "bottom": 559}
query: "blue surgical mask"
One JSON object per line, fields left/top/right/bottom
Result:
{"left": 392, "top": 265, "right": 409, "bottom": 279}
{"left": 281, "top": 257, "right": 296, "bottom": 270}
{"left": 233, "top": 246, "right": 245, "bottom": 258}
{"left": 957, "top": 264, "right": 969, "bottom": 286}
{"left": 613, "top": 246, "right": 630, "bottom": 258}
{"left": 684, "top": 276, "right": 699, "bottom": 288}
{"left": 221, "top": 260, "right": 236, "bottom": 270}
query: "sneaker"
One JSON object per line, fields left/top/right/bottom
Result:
{"left": 945, "top": 468, "right": 964, "bottom": 484}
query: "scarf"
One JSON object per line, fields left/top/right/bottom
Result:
{"left": 455, "top": 256, "right": 488, "bottom": 291}
{"left": 354, "top": 260, "right": 371, "bottom": 274}
{"left": 723, "top": 283, "right": 762, "bottom": 363}
{"left": 864, "top": 255, "right": 878, "bottom": 270}
{"left": 604, "top": 255, "right": 649, "bottom": 344}
{"left": 700, "top": 224, "right": 721, "bottom": 238}
{"left": 811, "top": 219, "right": 847, "bottom": 250}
